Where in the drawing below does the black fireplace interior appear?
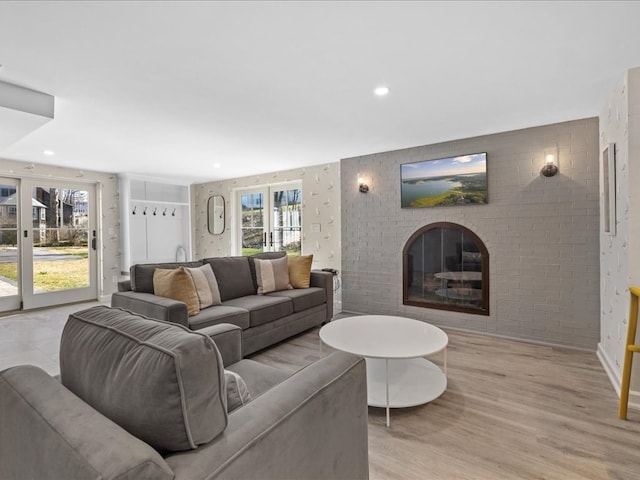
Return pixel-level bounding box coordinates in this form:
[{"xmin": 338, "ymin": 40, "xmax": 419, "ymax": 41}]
[{"xmin": 403, "ymin": 222, "xmax": 489, "ymax": 315}]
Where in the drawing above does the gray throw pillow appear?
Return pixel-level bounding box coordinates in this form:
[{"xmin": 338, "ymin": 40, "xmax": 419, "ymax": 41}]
[
  {"xmin": 224, "ymin": 370, "xmax": 251, "ymax": 412},
  {"xmin": 186, "ymin": 264, "xmax": 222, "ymax": 308}
]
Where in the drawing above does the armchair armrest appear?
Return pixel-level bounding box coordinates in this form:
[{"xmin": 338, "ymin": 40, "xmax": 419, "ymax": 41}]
[
  {"xmin": 0, "ymin": 365, "xmax": 173, "ymax": 480},
  {"xmin": 198, "ymin": 323, "xmax": 242, "ymax": 367},
  {"xmin": 111, "ymin": 291, "xmax": 189, "ymax": 328},
  {"xmin": 310, "ymin": 270, "xmax": 334, "ymax": 322}
]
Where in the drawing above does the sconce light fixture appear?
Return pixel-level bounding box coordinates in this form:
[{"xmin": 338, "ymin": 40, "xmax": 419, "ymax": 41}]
[
  {"xmin": 358, "ymin": 176, "xmax": 369, "ymax": 193},
  {"xmin": 540, "ymin": 154, "xmax": 558, "ymax": 177}
]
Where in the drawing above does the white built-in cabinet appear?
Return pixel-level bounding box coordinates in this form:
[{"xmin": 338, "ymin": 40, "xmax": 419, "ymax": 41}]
[{"xmin": 119, "ymin": 175, "xmax": 191, "ymax": 273}]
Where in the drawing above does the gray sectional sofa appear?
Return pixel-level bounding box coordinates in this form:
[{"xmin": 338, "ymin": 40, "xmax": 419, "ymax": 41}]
[
  {"xmin": 0, "ymin": 306, "xmax": 369, "ymax": 480},
  {"xmin": 111, "ymin": 252, "xmax": 333, "ymax": 356}
]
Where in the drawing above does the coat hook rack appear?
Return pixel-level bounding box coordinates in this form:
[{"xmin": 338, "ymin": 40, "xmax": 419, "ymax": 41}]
[
  {"xmin": 153, "ymin": 208, "xmax": 157, "ymax": 216},
  {"xmin": 132, "ymin": 206, "xmax": 137, "ymax": 215},
  {"xmin": 143, "ymin": 207, "xmax": 147, "ymax": 215},
  {"xmin": 163, "ymin": 208, "xmax": 167, "ymax": 216},
  {"xmin": 172, "ymin": 208, "xmax": 176, "ymax": 216}
]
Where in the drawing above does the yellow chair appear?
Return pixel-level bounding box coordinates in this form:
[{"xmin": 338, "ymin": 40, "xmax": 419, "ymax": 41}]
[{"xmin": 619, "ymin": 286, "xmax": 640, "ymax": 419}]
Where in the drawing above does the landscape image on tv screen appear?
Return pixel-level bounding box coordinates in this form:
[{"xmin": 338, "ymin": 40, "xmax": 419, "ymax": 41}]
[{"xmin": 400, "ymin": 152, "xmax": 487, "ymax": 208}]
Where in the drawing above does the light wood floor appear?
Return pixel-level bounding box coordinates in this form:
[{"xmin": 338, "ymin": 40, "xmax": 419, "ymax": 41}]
[
  {"xmin": 251, "ymin": 326, "xmax": 640, "ymax": 480},
  {"xmin": 2, "ymin": 304, "xmax": 639, "ymax": 479}
]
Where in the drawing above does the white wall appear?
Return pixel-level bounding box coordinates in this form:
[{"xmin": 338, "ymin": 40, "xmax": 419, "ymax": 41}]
[
  {"xmin": 192, "ymin": 162, "xmax": 342, "ymax": 309},
  {"xmin": 598, "ymin": 66, "xmax": 640, "ymax": 409},
  {"xmin": 0, "ymin": 158, "xmax": 120, "ymax": 299},
  {"xmin": 119, "ymin": 175, "xmax": 191, "ymax": 271}
]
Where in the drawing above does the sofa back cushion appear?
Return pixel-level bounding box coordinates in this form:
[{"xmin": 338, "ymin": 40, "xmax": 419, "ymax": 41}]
[
  {"xmin": 59, "ymin": 306, "xmax": 228, "ymax": 452},
  {"xmin": 204, "ymin": 256, "xmax": 255, "ymax": 301},
  {"xmin": 130, "ymin": 261, "xmax": 204, "ymax": 293}
]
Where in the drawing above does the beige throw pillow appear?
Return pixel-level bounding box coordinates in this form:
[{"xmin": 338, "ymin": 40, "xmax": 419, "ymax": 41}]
[
  {"xmin": 186, "ymin": 264, "xmax": 222, "ymax": 308},
  {"xmin": 153, "ymin": 267, "xmax": 200, "ymax": 316},
  {"xmin": 288, "ymin": 254, "xmax": 313, "ymax": 288},
  {"xmin": 254, "ymin": 256, "xmax": 292, "ymax": 295}
]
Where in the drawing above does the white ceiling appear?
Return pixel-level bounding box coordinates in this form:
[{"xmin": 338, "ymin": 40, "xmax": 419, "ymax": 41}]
[{"xmin": 0, "ymin": 1, "xmax": 639, "ymax": 184}]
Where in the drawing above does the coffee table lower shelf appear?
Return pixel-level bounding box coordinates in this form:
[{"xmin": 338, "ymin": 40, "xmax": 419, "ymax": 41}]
[{"xmin": 365, "ymin": 357, "xmax": 447, "ymax": 409}]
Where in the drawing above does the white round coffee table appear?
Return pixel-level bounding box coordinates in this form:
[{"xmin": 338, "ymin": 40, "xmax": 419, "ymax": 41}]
[{"xmin": 319, "ymin": 315, "xmax": 448, "ymax": 427}]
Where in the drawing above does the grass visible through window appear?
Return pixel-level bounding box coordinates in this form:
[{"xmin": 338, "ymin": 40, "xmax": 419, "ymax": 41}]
[{"xmin": 0, "ymin": 246, "xmax": 89, "ymax": 292}]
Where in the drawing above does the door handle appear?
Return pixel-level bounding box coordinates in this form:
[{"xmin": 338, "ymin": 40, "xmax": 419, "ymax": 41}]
[
  {"xmin": 263, "ymin": 232, "xmax": 267, "ymax": 247},
  {"xmin": 269, "ymin": 232, "xmax": 273, "ymax": 247}
]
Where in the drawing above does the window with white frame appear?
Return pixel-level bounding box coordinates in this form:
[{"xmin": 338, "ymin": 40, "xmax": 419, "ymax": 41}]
[{"xmin": 236, "ymin": 182, "xmax": 302, "ymax": 256}]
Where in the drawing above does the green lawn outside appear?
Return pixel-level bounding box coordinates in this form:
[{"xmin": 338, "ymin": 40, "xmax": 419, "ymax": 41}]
[{"xmin": 0, "ymin": 246, "xmax": 89, "ymax": 291}]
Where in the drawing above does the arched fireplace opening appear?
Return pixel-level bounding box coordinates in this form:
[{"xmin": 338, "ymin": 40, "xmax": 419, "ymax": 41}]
[{"xmin": 403, "ymin": 222, "xmax": 489, "ymax": 315}]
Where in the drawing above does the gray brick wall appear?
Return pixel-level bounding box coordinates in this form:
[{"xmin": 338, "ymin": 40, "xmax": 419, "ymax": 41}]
[{"xmin": 341, "ymin": 118, "xmax": 600, "ymax": 349}]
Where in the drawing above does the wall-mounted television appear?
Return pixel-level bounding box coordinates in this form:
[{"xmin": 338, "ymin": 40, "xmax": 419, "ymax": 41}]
[{"xmin": 400, "ymin": 152, "xmax": 487, "ymax": 208}]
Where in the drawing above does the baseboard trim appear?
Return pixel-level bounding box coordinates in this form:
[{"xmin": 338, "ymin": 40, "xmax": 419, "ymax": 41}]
[
  {"xmin": 98, "ymin": 294, "xmax": 111, "ymax": 303},
  {"xmin": 341, "ymin": 310, "xmax": 594, "ymax": 351},
  {"xmin": 597, "ymin": 342, "xmax": 640, "ymax": 411}
]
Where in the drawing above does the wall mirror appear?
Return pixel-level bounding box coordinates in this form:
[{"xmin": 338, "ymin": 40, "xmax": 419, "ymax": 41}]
[{"xmin": 207, "ymin": 195, "xmax": 225, "ymax": 235}]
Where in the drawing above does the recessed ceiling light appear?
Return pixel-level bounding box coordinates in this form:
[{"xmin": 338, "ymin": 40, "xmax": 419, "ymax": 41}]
[
  {"xmin": 213, "ymin": 163, "xmax": 221, "ymax": 168},
  {"xmin": 374, "ymin": 86, "xmax": 390, "ymax": 96},
  {"xmin": 43, "ymin": 150, "xmax": 55, "ymax": 156}
]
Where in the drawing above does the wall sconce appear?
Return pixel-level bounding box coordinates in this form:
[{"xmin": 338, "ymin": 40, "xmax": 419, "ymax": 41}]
[
  {"xmin": 540, "ymin": 154, "xmax": 558, "ymax": 177},
  {"xmin": 358, "ymin": 176, "xmax": 369, "ymax": 193}
]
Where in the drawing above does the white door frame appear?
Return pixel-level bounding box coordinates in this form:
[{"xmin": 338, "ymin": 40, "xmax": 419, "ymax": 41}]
[
  {"xmin": 233, "ymin": 181, "xmax": 302, "ymax": 256},
  {"xmin": 20, "ymin": 179, "xmax": 98, "ymax": 310},
  {"xmin": 0, "ymin": 177, "xmax": 22, "ymax": 312}
]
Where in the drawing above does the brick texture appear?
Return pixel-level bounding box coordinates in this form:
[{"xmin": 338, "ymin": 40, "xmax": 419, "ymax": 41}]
[{"xmin": 341, "ymin": 118, "xmax": 600, "ymax": 349}]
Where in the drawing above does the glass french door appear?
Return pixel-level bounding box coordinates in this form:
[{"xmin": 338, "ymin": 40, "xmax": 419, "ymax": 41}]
[
  {"xmin": 237, "ymin": 183, "xmax": 302, "ymax": 256},
  {"xmin": 20, "ymin": 180, "xmax": 97, "ymax": 309},
  {"xmin": 0, "ymin": 178, "xmax": 21, "ymax": 311},
  {"xmin": 0, "ymin": 177, "xmax": 97, "ymax": 312}
]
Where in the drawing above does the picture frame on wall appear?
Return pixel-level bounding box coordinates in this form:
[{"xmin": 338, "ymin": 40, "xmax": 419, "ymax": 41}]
[
  {"xmin": 400, "ymin": 152, "xmax": 488, "ymax": 208},
  {"xmin": 603, "ymin": 143, "xmax": 616, "ymax": 235}
]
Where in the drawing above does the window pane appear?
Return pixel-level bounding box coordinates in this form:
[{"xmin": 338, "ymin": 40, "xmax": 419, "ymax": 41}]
[
  {"xmin": 30, "ymin": 187, "xmax": 90, "ymax": 293},
  {"xmin": 240, "ymin": 192, "xmax": 265, "ymax": 256},
  {"xmin": 272, "ymin": 188, "xmax": 301, "ymax": 256},
  {"xmin": 0, "ymin": 183, "xmax": 19, "ymax": 298}
]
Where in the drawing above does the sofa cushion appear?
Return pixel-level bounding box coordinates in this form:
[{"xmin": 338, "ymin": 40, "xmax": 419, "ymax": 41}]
[
  {"xmin": 248, "ymin": 251, "xmax": 287, "ymax": 290},
  {"xmin": 59, "ymin": 306, "xmax": 228, "ymax": 452},
  {"xmin": 224, "ymin": 370, "xmax": 251, "ymax": 412},
  {"xmin": 204, "ymin": 257, "xmax": 255, "ymax": 301},
  {"xmin": 288, "ymin": 254, "xmax": 314, "ymax": 288},
  {"xmin": 226, "ymin": 358, "xmax": 290, "ymax": 399},
  {"xmin": 130, "ymin": 260, "xmax": 204, "ymax": 293},
  {"xmin": 268, "ymin": 287, "xmax": 326, "ymax": 313},
  {"xmin": 188, "ymin": 305, "xmax": 251, "ymax": 331},
  {"xmin": 186, "ymin": 264, "xmax": 222, "ymax": 308},
  {"xmin": 254, "ymin": 256, "xmax": 292, "ymax": 295},
  {"xmin": 153, "ymin": 267, "xmax": 200, "ymax": 316},
  {"xmin": 222, "ymin": 295, "xmax": 293, "ymax": 327}
]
